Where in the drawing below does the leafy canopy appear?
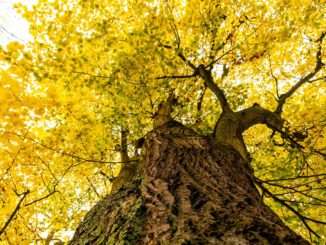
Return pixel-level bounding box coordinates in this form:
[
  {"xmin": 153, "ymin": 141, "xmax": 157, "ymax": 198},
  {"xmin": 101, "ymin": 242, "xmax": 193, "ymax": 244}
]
[{"xmin": 0, "ymin": 0, "xmax": 325, "ymax": 243}]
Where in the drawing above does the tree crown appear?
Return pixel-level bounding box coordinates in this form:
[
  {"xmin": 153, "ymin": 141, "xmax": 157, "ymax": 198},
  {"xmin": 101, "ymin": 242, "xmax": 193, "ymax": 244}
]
[{"xmin": 0, "ymin": 0, "xmax": 325, "ymax": 243}]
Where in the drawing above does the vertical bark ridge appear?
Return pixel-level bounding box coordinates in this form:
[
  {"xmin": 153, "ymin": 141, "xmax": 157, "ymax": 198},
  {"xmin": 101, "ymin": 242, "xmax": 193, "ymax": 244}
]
[{"xmin": 70, "ymin": 122, "xmax": 308, "ymax": 245}]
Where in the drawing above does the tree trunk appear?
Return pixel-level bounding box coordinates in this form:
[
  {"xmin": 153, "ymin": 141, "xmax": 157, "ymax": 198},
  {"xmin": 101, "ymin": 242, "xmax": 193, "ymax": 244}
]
[{"xmin": 69, "ymin": 121, "xmax": 308, "ymax": 245}]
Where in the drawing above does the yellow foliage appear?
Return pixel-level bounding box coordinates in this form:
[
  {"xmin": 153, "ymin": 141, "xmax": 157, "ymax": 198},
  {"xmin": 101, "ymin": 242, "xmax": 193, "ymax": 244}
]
[{"xmin": 0, "ymin": 0, "xmax": 325, "ymax": 243}]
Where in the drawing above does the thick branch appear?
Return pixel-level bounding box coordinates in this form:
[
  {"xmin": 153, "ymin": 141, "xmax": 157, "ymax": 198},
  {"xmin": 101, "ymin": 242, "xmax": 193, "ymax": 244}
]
[
  {"xmin": 275, "ymin": 32, "xmax": 325, "ymax": 114},
  {"xmin": 120, "ymin": 129, "xmax": 129, "ymax": 164},
  {"xmin": 213, "ymin": 104, "xmax": 282, "ymax": 161},
  {"xmin": 197, "ymin": 64, "xmax": 232, "ymax": 113},
  {"xmin": 214, "ymin": 104, "xmax": 282, "ymax": 161},
  {"xmin": 153, "ymin": 93, "xmax": 176, "ymax": 128},
  {"xmin": 237, "ymin": 104, "xmax": 283, "ymax": 133},
  {"xmin": 236, "ymin": 104, "xmax": 325, "ymax": 159},
  {"xmin": 177, "ymin": 51, "xmax": 197, "ymax": 70},
  {"xmin": 158, "ymin": 46, "xmax": 232, "ymax": 114},
  {"xmin": 111, "ymin": 129, "xmax": 142, "ymax": 192}
]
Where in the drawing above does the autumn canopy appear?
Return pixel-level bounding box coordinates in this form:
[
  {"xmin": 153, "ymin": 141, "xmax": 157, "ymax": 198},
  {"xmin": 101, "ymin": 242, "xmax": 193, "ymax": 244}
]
[{"xmin": 0, "ymin": 0, "xmax": 325, "ymax": 244}]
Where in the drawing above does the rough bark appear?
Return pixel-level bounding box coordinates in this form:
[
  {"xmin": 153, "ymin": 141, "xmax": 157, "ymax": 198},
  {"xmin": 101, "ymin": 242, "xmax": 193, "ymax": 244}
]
[{"xmin": 69, "ymin": 121, "xmax": 308, "ymax": 245}]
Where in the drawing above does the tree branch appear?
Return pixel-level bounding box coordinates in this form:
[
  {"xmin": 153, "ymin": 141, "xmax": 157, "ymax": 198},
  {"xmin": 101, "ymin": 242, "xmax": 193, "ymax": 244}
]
[
  {"xmin": 275, "ymin": 32, "xmax": 325, "ymax": 114},
  {"xmin": 156, "ymin": 74, "xmax": 195, "ymax": 80},
  {"xmin": 153, "ymin": 93, "xmax": 176, "ymax": 128},
  {"xmin": 267, "ymin": 53, "xmax": 280, "ymax": 98},
  {"xmin": 268, "ymin": 124, "xmax": 326, "ymax": 159},
  {"xmin": 25, "ymin": 190, "xmax": 58, "ymax": 207},
  {"xmin": 261, "ymin": 173, "xmax": 326, "ymax": 183},
  {"xmin": 308, "ymin": 76, "xmax": 326, "ymax": 83},
  {"xmin": 71, "ymin": 71, "xmax": 110, "ymax": 79},
  {"xmin": 197, "ymin": 64, "xmax": 232, "ymax": 113},
  {"xmin": 159, "ymin": 44, "xmax": 197, "ymax": 70},
  {"xmin": 165, "ymin": 1, "xmax": 181, "ymax": 49},
  {"xmin": 237, "ymin": 104, "xmax": 283, "ymax": 133},
  {"xmin": 0, "ymin": 190, "xmax": 30, "ymax": 236},
  {"xmin": 205, "ymin": 46, "xmax": 237, "ymax": 69},
  {"xmin": 86, "ymin": 176, "xmax": 101, "ymax": 198},
  {"xmin": 257, "ymin": 179, "xmax": 326, "ymax": 203},
  {"xmin": 120, "ymin": 129, "xmax": 129, "ymax": 163},
  {"xmin": 236, "ymin": 104, "xmax": 325, "ymax": 159},
  {"xmin": 2, "ymin": 131, "xmax": 137, "ymax": 165},
  {"xmin": 98, "ymin": 170, "xmax": 114, "ymax": 182},
  {"xmin": 197, "ymin": 84, "xmax": 207, "ymax": 113},
  {"xmin": 255, "ymin": 179, "xmax": 325, "ymax": 239}
]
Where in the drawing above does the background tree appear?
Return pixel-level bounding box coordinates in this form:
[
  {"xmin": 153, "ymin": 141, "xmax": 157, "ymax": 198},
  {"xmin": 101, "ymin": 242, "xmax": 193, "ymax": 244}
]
[{"xmin": 0, "ymin": 0, "xmax": 325, "ymax": 243}]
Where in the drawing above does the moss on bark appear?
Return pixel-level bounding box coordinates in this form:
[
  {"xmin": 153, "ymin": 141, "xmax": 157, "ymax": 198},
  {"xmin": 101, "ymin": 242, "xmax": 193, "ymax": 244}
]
[{"xmin": 69, "ymin": 122, "xmax": 308, "ymax": 245}]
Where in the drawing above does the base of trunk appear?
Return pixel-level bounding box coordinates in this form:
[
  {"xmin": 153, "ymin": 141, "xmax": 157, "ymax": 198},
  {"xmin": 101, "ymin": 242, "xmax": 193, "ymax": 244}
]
[{"xmin": 70, "ymin": 122, "xmax": 308, "ymax": 244}]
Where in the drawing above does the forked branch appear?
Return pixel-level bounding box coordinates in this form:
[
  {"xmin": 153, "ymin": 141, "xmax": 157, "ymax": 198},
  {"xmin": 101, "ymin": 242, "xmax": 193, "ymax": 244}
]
[
  {"xmin": 275, "ymin": 32, "xmax": 325, "ymax": 114},
  {"xmin": 160, "ymin": 43, "xmax": 232, "ymax": 113}
]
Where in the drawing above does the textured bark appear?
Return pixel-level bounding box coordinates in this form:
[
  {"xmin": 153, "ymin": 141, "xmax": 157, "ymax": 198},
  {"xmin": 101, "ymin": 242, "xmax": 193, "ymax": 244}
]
[
  {"xmin": 213, "ymin": 104, "xmax": 284, "ymax": 162},
  {"xmin": 69, "ymin": 121, "xmax": 308, "ymax": 245}
]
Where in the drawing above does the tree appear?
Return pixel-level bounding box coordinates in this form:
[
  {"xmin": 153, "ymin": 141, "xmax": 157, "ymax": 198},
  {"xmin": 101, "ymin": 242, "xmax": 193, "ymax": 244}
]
[{"xmin": 0, "ymin": 0, "xmax": 325, "ymax": 243}]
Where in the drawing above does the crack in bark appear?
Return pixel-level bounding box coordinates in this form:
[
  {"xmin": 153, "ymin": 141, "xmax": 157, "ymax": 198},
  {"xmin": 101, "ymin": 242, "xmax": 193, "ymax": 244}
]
[{"xmin": 70, "ymin": 123, "xmax": 309, "ymax": 244}]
